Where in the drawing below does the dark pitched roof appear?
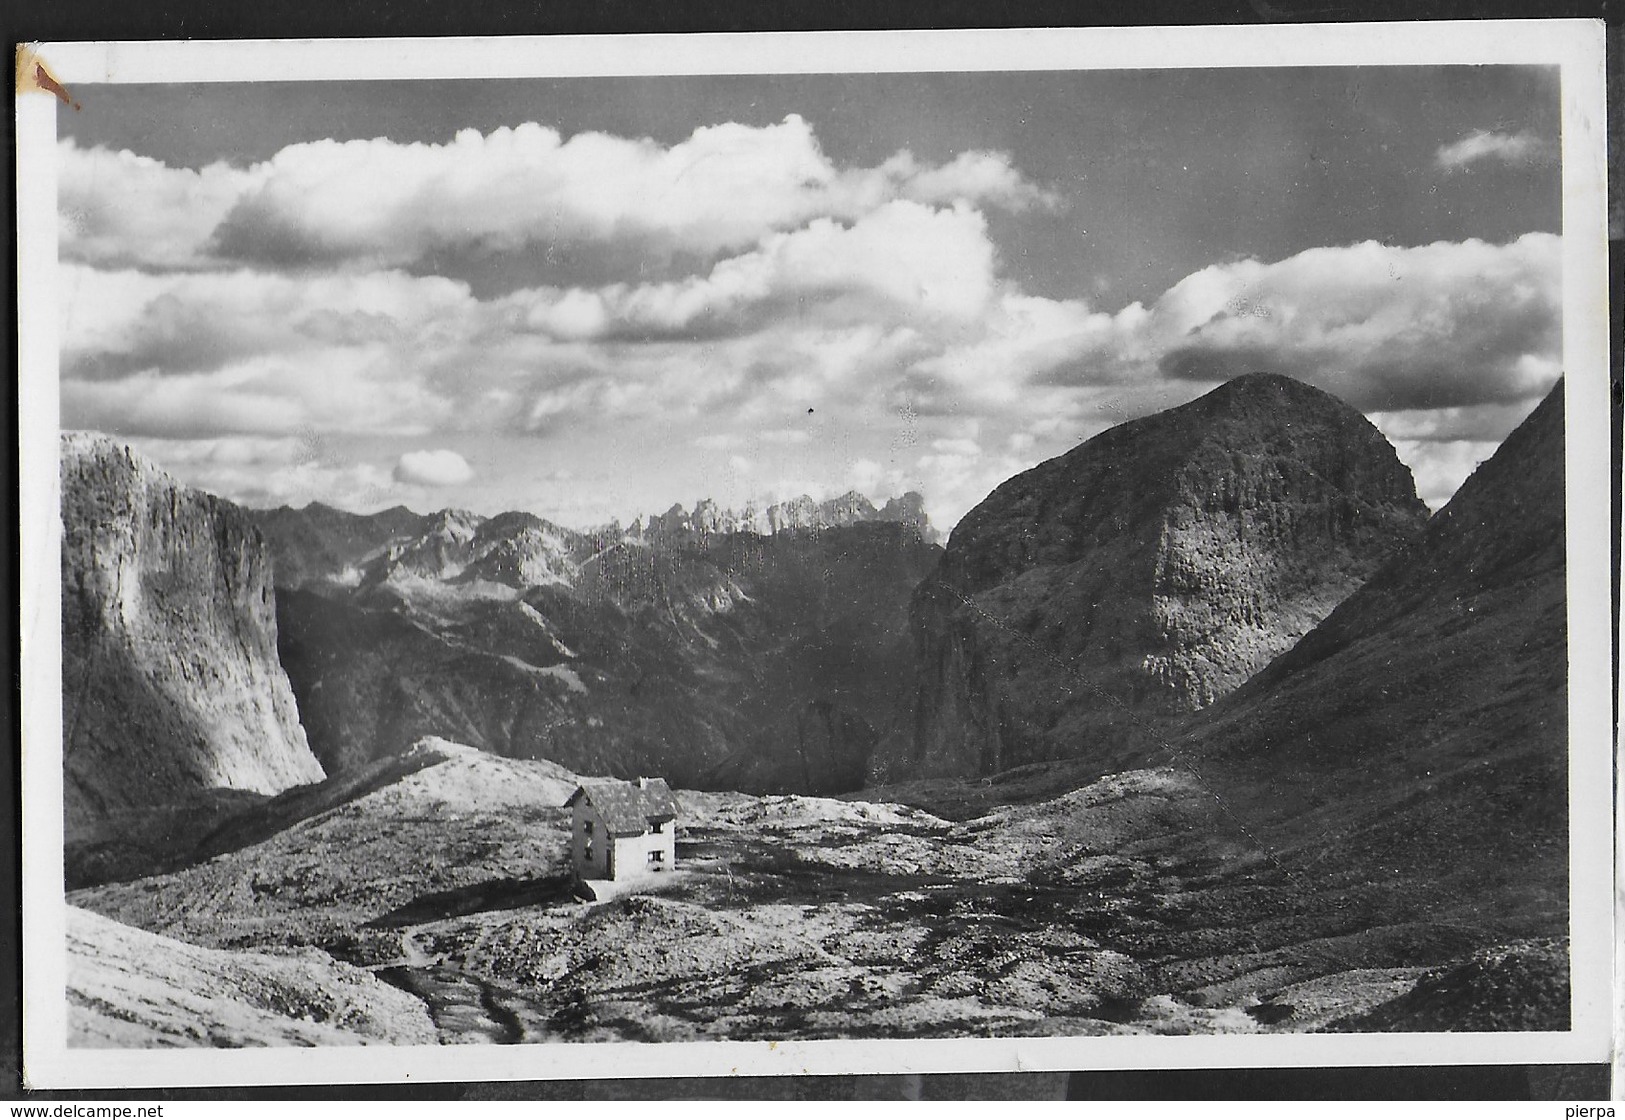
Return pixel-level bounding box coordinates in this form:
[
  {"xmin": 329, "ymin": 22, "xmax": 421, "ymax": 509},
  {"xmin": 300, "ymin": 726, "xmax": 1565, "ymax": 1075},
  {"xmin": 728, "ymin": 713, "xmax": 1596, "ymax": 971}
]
[{"xmin": 564, "ymin": 778, "xmax": 678, "ymax": 836}]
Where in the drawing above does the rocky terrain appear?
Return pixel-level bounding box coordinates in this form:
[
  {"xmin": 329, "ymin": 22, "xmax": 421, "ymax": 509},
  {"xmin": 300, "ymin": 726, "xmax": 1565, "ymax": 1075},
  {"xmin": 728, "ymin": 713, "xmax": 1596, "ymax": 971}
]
[
  {"xmin": 57, "ymin": 375, "xmax": 1572, "ymax": 1047},
  {"xmin": 60, "ymin": 434, "xmax": 325, "ymax": 886},
  {"xmin": 890, "ymin": 374, "xmax": 1431, "ymax": 781},
  {"xmin": 70, "ymin": 735, "xmax": 1556, "ymax": 1046},
  {"xmin": 67, "ymin": 906, "xmax": 435, "ymax": 1047},
  {"xmin": 1162, "ymin": 382, "xmax": 1570, "ymax": 948},
  {"xmin": 262, "ymin": 507, "xmax": 941, "ymax": 794},
  {"xmin": 881, "ymin": 380, "xmax": 1573, "ymax": 1028}
]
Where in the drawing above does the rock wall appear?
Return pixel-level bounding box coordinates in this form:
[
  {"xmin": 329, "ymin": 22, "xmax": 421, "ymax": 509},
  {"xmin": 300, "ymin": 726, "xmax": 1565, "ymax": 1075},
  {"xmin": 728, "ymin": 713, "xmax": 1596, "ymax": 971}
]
[
  {"xmin": 891, "ymin": 374, "xmax": 1430, "ymax": 779},
  {"xmin": 1185, "ymin": 382, "xmax": 1568, "ymax": 900},
  {"xmin": 60, "ymin": 433, "xmax": 324, "ymax": 873}
]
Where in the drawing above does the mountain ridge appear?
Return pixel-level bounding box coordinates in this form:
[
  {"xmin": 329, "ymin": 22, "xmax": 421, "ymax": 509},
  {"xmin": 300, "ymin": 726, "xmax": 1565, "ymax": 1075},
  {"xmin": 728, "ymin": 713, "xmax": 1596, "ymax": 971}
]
[
  {"xmin": 60, "ymin": 433, "xmax": 325, "ymax": 885},
  {"xmin": 1175, "ymin": 380, "xmax": 1568, "ymax": 909},
  {"xmin": 264, "ymin": 508, "xmax": 942, "ymax": 791},
  {"xmin": 888, "ymin": 373, "xmax": 1432, "ymax": 781}
]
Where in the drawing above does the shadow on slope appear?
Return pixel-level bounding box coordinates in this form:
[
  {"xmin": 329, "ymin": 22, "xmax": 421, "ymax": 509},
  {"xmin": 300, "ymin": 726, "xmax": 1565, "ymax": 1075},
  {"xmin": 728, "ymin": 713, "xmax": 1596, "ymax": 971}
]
[
  {"xmin": 1172, "ymin": 383, "xmax": 1568, "ymax": 929},
  {"xmin": 365, "ymin": 873, "xmax": 580, "ymax": 930}
]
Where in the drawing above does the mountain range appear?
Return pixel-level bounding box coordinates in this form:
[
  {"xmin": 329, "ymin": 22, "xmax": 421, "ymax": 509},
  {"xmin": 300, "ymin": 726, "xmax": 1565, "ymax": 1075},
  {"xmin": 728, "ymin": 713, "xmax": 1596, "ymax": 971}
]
[
  {"xmin": 889, "ymin": 373, "xmax": 1430, "ymax": 780},
  {"xmin": 637, "ymin": 489, "xmax": 938, "ymax": 543},
  {"xmin": 256, "ymin": 492, "xmax": 941, "ymax": 796},
  {"xmin": 56, "ymin": 372, "xmax": 1572, "ymax": 1040}
]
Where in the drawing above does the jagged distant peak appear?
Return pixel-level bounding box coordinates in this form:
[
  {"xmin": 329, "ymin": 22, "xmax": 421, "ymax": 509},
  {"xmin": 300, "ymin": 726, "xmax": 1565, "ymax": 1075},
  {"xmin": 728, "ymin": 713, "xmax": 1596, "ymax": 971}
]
[
  {"xmin": 819, "ymin": 490, "xmax": 879, "ymax": 518},
  {"xmin": 878, "ymin": 491, "xmax": 928, "ymax": 517},
  {"xmin": 423, "ymin": 507, "xmax": 484, "ymax": 535},
  {"xmin": 477, "ymin": 509, "xmax": 548, "ymax": 536},
  {"xmin": 825, "ymin": 489, "xmax": 873, "ymax": 506},
  {"xmin": 635, "ymin": 489, "xmax": 937, "ymax": 542}
]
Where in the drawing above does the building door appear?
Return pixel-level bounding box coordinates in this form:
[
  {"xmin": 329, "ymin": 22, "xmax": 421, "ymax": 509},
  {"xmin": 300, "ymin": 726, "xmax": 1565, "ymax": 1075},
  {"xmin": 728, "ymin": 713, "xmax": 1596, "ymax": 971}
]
[{"xmin": 605, "ymin": 840, "xmax": 615, "ymax": 880}]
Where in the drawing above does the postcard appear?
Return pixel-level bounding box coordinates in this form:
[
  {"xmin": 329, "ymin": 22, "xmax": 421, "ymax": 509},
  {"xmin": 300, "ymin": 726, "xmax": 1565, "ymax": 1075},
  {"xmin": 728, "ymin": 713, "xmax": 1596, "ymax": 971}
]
[{"xmin": 16, "ymin": 22, "xmax": 1613, "ymax": 1089}]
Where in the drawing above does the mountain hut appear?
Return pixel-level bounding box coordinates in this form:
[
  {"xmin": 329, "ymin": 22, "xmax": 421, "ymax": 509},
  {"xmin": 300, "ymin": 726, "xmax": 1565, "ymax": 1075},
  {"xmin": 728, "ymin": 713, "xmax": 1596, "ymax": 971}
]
[{"xmin": 564, "ymin": 777, "xmax": 678, "ymax": 882}]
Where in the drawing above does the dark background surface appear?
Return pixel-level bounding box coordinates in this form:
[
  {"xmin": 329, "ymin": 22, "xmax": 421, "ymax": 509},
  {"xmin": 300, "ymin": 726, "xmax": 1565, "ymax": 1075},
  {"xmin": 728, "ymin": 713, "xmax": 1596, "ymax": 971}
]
[{"xmin": 4, "ymin": 0, "xmax": 1617, "ymax": 1102}]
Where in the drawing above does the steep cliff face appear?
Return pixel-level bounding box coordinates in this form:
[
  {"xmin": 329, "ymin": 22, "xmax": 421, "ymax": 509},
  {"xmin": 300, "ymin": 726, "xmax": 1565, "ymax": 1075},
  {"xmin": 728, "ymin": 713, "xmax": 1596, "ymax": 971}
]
[
  {"xmin": 893, "ymin": 374, "xmax": 1430, "ymax": 779},
  {"xmin": 1184, "ymin": 382, "xmax": 1567, "ymax": 909},
  {"xmin": 61, "ymin": 434, "xmax": 324, "ymax": 880}
]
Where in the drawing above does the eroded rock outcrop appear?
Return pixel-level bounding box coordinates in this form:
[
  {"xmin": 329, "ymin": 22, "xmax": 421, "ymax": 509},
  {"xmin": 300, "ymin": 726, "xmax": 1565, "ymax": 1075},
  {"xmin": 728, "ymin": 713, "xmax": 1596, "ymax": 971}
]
[
  {"xmin": 892, "ymin": 374, "xmax": 1430, "ymax": 779},
  {"xmin": 1183, "ymin": 381, "xmax": 1568, "ymax": 906},
  {"xmin": 61, "ymin": 434, "xmax": 324, "ymax": 882}
]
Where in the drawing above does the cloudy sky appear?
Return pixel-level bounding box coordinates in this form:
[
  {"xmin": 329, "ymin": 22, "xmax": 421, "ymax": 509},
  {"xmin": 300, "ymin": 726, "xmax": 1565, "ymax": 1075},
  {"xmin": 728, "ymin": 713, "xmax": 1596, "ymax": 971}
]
[{"xmin": 57, "ymin": 66, "xmax": 1562, "ymax": 531}]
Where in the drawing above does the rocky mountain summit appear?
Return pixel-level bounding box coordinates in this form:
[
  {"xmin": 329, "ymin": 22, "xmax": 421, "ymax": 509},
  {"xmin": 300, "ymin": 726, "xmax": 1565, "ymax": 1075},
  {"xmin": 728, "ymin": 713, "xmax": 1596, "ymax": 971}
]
[
  {"xmin": 859, "ymin": 381, "xmax": 1572, "ymax": 1034},
  {"xmin": 255, "ymin": 503, "xmax": 592, "ymax": 593},
  {"xmin": 56, "ymin": 372, "xmax": 1573, "ymax": 1044},
  {"xmin": 889, "ymin": 374, "xmax": 1430, "ymax": 780},
  {"xmin": 1179, "ymin": 381, "xmax": 1568, "ymax": 925},
  {"xmin": 251, "ymin": 500, "xmax": 423, "ymax": 590},
  {"xmin": 60, "ymin": 434, "xmax": 325, "ymax": 885},
  {"xmin": 257, "ymin": 501, "xmax": 941, "ymax": 793},
  {"xmin": 638, "ymin": 489, "xmax": 939, "ymax": 544}
]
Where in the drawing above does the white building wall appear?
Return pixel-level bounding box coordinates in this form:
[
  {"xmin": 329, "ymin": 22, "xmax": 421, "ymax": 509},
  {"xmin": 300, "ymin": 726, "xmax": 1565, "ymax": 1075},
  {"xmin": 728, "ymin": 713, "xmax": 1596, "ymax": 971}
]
[
  {"xmin": 571, "ymin": 796, "xmax": 677, "ymax": 881},
  {"xmin": 570, "ymin": 801, "xmax": 611, "ymax": 879},
  {"xmin": 611, "ymin": 821, "xmax": 675, "ymax": 879}
]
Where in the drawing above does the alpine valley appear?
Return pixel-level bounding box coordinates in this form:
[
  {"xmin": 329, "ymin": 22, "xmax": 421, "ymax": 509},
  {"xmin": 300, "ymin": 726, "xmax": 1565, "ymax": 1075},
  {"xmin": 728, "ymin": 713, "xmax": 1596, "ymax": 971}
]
[{"xmin": 59, "ymin": 374, "xmax": 1572, "ymax": 1046}]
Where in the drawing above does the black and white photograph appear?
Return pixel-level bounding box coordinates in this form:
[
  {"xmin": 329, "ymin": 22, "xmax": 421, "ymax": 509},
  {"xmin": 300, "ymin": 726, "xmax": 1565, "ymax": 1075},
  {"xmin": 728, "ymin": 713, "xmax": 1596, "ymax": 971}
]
[{"xmin": 15, "ymin": 23, "xmax": 1613, "ymax": 1089}]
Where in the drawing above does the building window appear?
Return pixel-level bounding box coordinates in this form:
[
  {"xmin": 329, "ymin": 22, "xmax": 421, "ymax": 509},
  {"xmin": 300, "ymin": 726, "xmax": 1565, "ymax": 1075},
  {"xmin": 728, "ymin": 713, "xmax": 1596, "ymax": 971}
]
[
  {"xmin": 649, "ymin": 820, "xmax": 663, "ymax": 834},
  {"xmin": 648, "ymin": 850, "xmax": 664, "ymax": 866},
  {"xmin": 584, "ymin": 819, "xmax": 594, "ymax": 835},
  {"xmin": 584, "ymin": 843, "xmax": 594, "ymax": 863}
]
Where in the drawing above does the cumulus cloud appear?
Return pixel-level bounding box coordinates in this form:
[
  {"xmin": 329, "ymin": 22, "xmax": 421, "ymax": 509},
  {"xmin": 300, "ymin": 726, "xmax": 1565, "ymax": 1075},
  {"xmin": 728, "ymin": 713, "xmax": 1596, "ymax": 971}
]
[
  {"xmin": 879, "ymin": 148, "xmax": 1060, "ymax": 212},
  {"xmin": 60, "ymin": 118, "xmax": 1054, "ymax": 274},
  {"xmin": 60, "ymin": 262, "xmax": 478, "ymax": 381},
  {"xmin": 58, "ymin": 143, "xmax": 258, "ymax": 270},
  {"xmin": 124, "ymin": 434, "xmax": 311, "ymax": 468},
  {"xmin": 1366, "ymin": 397, "xmax": 1553, "ymax": 511},
  {"xmin": 58, "ymin": 262, "xmax": 511, "ymax": 438},
  {"xmin": 393, "ymin": 449, "xmax": 474, "ymax": 487},
  {"xmin": 901, "ymin": 292, "xmax": 1150, "ymax": 417},
  {"xmin": 1138, "ymin": 234, "xmax": 1561, "ymax": 411},
  {"xmin": 59, "ymin": 109, "xmax": 1560, "ymax": 526},
  {"xmin": 1367, "ymin": 400, "xmax": 1545, "ymax": 444},
  {"xmin": 1435, "ymin": 129, "xmax": 1551, "ymax": 170},
  {"xmin": 1391, "ymin": 438, "xmax": 1505, "ymax": 510},
  {"xmin": 500, "ymin": 200, "xmax": 1001, "ymax": 343},
  {"xmin": 911, "ymin": 438, "xmax": 1033, "ymax": 530},
  {"xmin": 122, "ymin": 434, "xmax": 399, "ymax": 511},
  {"xmin": 63, "ymin": 231, "xmax": 1561, "ymax": 521},
  {"xmin": 64, "ymin": 372, "xmax": 314, "ymax": 438}
]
